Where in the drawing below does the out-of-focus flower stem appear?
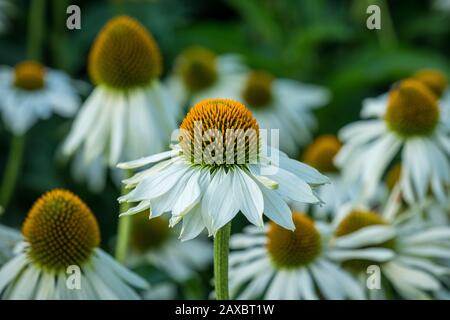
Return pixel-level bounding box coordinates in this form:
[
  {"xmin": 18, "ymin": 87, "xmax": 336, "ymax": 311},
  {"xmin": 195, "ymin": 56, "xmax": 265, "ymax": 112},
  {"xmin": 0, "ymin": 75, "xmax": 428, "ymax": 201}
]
[
  {"xmin": 370, "ymin": 0, "xmax": 398, "ymax": 48},
  {"xmin": 0, "ymin": 135, "xmax": 25, "ymax": 213},
  {"xmin": 115, "ymin": 170, "xmax": 133, "ymax": 263},
  {"xmin": 214, "ymin": 222, "xmax": 231, "ymax": 300},
  {"xmin": 27, "ymin": 0, "xmax": 46, "ymax": 62},
  {"xmin": 50, "ymin": 0, "xmax": 69, "ymax": 70}
]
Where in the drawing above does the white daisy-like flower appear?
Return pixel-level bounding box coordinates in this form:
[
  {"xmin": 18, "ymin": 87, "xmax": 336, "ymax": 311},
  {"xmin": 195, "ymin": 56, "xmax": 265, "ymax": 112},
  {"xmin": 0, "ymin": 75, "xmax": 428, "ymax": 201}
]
[
  {"xmin": 182, "ymin": 63, "xmax": 330, "ymax": 155},
  {"xmin": 0, "ymin": 189, "xmax": 148, "ymax": 300},
  {"xmin": 228, "ymin": 211, "xmax": 365, "ymax": 299},
  {"xmin": 118, "ymin": 98, "xmax": 329, "ymax": 239},
  {"xmin": 336, "ymin": 77, "xmax": 450, "ymax": 204},
  {"xmin": 167, "ymin": 46, "xmax": 248, "ymax": 107},
  {"xmin": 0, "ymin": 0, "xmax": 14, "ymax": 34},
  {"xmin": 330, "ymin": 192, "xmax": 450, "ymax": 299},
  {"xmin": 62, "ymin": 16, "xmax": 179, "ymax": 191},
  {"xmin": 0, "ymin": 224, "xmax": 21, "ymax": 265},
  {"xmin": 126, "ymin": 212, "xmax": 212, "ymax": 282},
  {"xmin": 0, "ymin": 61, "xmax": 80, "ymax": 135}
]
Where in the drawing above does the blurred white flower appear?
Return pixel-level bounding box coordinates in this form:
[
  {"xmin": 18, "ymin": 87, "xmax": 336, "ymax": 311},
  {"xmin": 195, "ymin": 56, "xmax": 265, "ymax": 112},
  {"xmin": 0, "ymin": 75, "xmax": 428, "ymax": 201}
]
[
  {"xmin": 336, "ymin": 77, "xmax": 450, "ymax": 204},
  {"xmin": 330, "ymin": 189, "xmax": 450, "ymax": 299},
  {"xmin": 0, "ymin": 190, "xmax": 148, "ymax": 299},
  {"xmin": 62, "ymin": 16, "xmax": 179, "ymax": 192},
  {"xmin": 0, "ymin": 61, "xmax": 79, "ymax": 135},
  {"xmin": 228, "ymin": 212, "xmax": 365, "ymax": 299}
]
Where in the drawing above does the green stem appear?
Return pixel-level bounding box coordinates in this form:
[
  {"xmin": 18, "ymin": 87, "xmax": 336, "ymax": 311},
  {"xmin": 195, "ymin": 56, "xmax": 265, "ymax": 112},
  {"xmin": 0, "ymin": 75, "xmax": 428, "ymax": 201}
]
[
  {"xmin": 214, "ymin": 222, "xmax": 231, "ymax": 300},
  {"xmin": 115, "ymin": 171, "xmax": 133, "ymax": 263},
  {"xmin": 0, "ymin": 135, "xmax": 26, "ymax": 212},
  {"xmin": 50, "ymin": 0, "xmax": 69, "ymax": 70},
  {"xmin": 27, "ymin": 0, "xmax": 46, "ymax": 61},
  {"xmin": 370, "ymin": 0, "xmax": 398, "ymax": 48}
]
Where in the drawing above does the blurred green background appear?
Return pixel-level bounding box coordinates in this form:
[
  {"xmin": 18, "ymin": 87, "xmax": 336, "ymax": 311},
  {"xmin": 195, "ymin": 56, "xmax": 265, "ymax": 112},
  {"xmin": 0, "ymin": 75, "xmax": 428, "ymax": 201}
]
[{"xmin": 0, "ymin": 0, "xmax": 449, "ymax": 298}]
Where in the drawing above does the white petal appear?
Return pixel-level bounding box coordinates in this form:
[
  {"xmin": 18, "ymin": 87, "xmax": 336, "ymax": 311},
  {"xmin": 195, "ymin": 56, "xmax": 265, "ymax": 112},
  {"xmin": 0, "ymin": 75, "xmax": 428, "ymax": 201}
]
[
  {"xmin": 0, "ymin": 253, "xmax": 28, "ymax": 293},
  {"xmin": 203, "ymin": 170, "xmax": 239, "ymax": 230},
  {"xmin": 260, "ymin": 187, "xmax": 294, "ymax": 230},
  {"xmin": 179, "ymin": 203, "xmax": 205, "ymax": 241},
  {"xmin": 233, "ymin": 170, "xmax": 264, "ymax": 227},
  {"xmin": 272, "ymin": 168, "xmax": 319, "ymax": 203},
  {"xmin": 109, "ymin": 94, "xmax": 126, "ymax": 165},
  {"xmin": 117, "ymin": 149, "xmax": 178, "ymax": 169},
  {"xmin": 328, "ymin": 248, "xmax": 395, "ymax": 262},
  {"xmin": 333, "ymin": 225, "xmax": 396, "ymax": 248}
]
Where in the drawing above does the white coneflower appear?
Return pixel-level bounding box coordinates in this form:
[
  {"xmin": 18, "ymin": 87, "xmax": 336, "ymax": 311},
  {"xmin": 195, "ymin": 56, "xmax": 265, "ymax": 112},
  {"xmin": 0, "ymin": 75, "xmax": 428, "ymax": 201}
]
[
  {"xmin": 0, "ymin": 61, "xmax": 79, "ymax": 135},
  {"xmin": 167, "ymin": 46, "xmax": 247, "ymax": 106},
  {"xmin": 118, "ymin": 98, "xmax": 329, "ymax": 239},
  {"xmin": 0, "ymin": 189, "xmax": 148, "ymax": 299},
  {"xmin": 127, "ymin": 212, "xmax": 212, "ymax": 282},
  {"xmin": 118, "ymin": 98, "xmax": 329, "ymax": 299},
  {"xmin": 62, "ymin": 15, "xmax": 179, "ymax": 191},
  {"xmin": 0, "ymin": 224, "xmax": 21, "ymax": 265},
  {"xmin": 336, "ymin": 77, "xmax": 450, "ymax": 204},
  {"xmin": 228, "ymin": 212, "xmax": 364, "ymax": 299},
  {"xmin": 330, "ymin": 196, "xmax": 450, "ymax": 299}
]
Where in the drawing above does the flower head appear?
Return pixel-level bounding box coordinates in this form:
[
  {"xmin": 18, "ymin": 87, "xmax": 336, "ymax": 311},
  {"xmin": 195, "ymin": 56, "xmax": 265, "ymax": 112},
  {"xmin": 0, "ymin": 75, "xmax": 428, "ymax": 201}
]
[
  {"xmin": 179, "ymin": 99, "xmax": 259, "ymax": 167},
  {"xmin": 385, "ymin": 79, "xmax": 439, "ymax": 137},
  {"xmin": 13, "ymin": 61, "xmax": 45, "ymax": 90},
  {"xmin": 242, "ymin": 71, "xmax": 274, "ymax": 108},
  {"xmin": 303, "ymin": 135, "xmax": 342, "ymax": 173},
  {"xmin": 267, "ymin": 213, "xmax": 321, "ymax": 269},
  {"xmin": 176, "ymin": 46, "xmax": 218, "ymax": 92},
  {"xmin": 89, "ymin": 15, "xmax": 162, "ymax": 89},
  {"xmin": 413, "ymin": 69, "xmax": 448, "ymax": 98},
  {"xmin": 22, "ymin": 190, "xmax": 100, "ymax": 272}
]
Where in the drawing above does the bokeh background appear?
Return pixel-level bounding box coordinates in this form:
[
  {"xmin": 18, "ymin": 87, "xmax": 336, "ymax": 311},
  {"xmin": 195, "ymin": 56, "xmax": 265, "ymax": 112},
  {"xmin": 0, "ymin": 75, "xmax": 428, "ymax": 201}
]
[{"xmin": 0, "ymin": 0, "xmax": 449, "ymax": 298}]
